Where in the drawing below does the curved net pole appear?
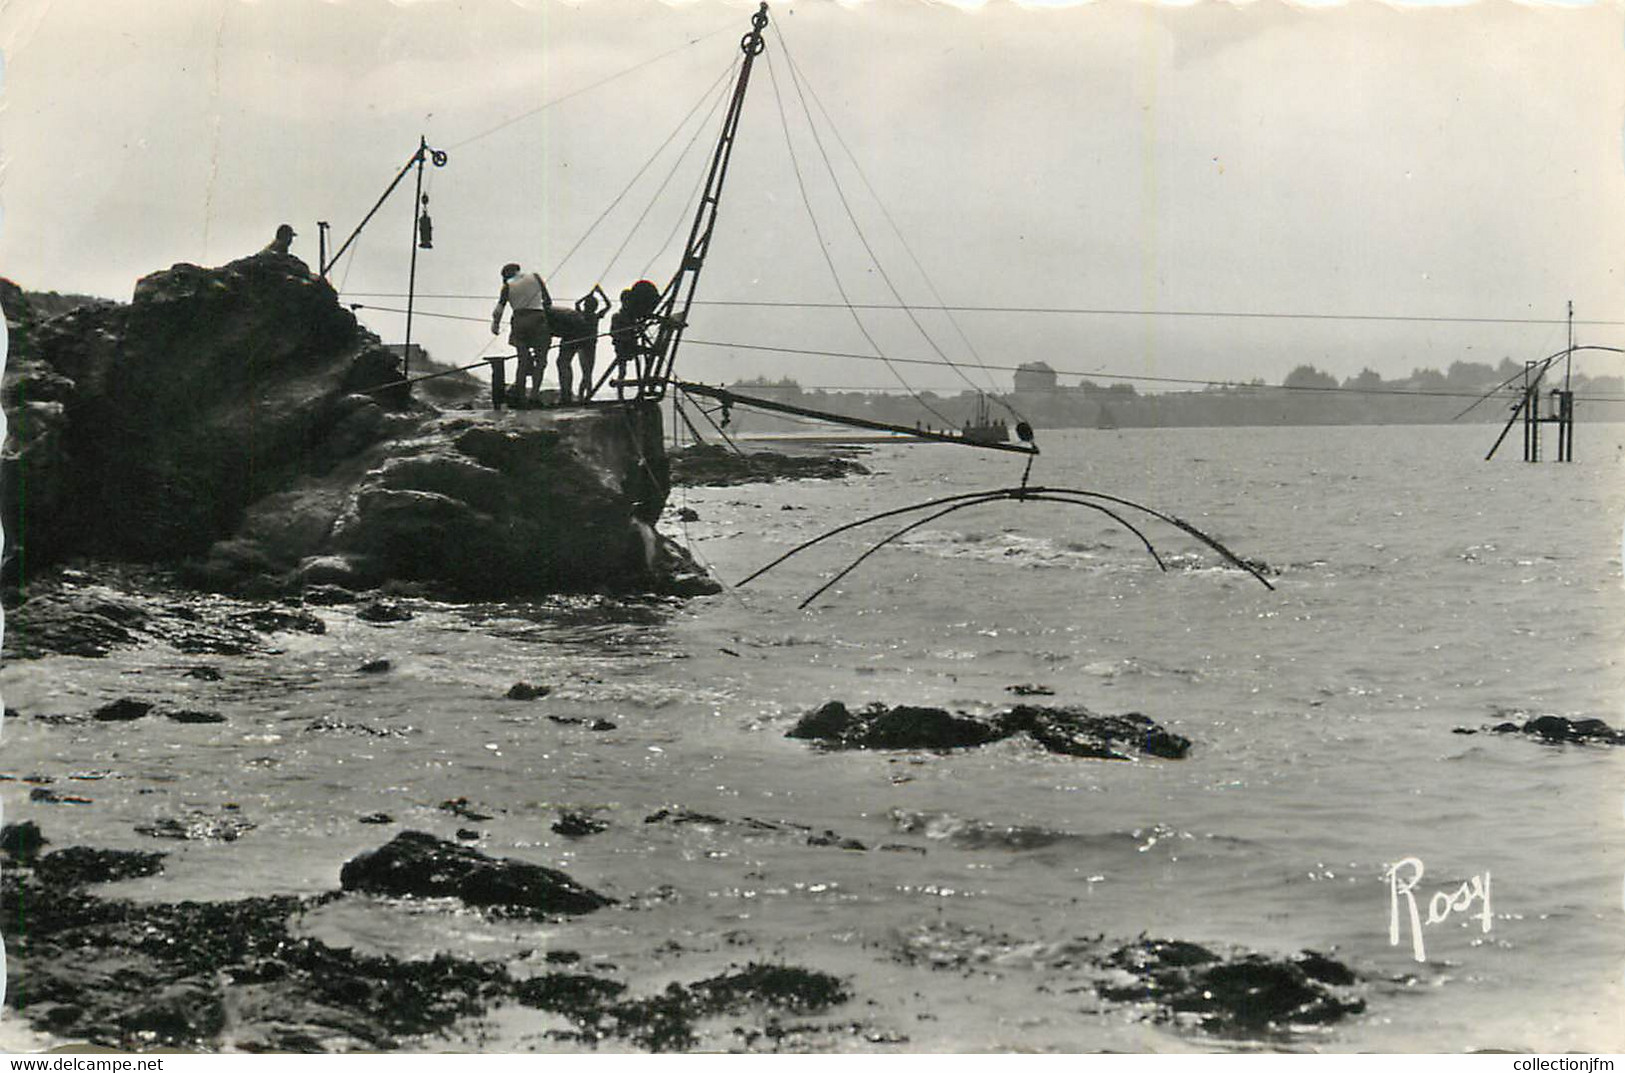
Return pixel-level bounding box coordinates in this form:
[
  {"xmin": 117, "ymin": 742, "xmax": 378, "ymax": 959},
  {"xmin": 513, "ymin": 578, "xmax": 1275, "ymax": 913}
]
[
  {"xmin": 736, "ymin": 488, "xmax": 1022, "ymax": 587},
  {"xmin": 797, "ymin": 492, "xmax": 1184, "ymax": 608},
  {"xmin": 741, "ymin": 484, "xmax": 1275, "ymax": 595},
  {"xmin": 1019, "ymin": 494, "xmax": 1169, "ymax": 572},
  {"xmin": 798, "ymin": 495, "xmax": 1012, "ymax": 609},
  {"xmin": 1019, "ymin": 486, "xmax": 1274, "ymax": 591}
]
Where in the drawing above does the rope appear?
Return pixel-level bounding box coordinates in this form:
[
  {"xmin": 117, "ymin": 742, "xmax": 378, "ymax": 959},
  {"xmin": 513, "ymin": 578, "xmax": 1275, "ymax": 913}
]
[
  {"xmin": 332, "ymin": 291, "xmax": 1625, "ymax": 330},
  {"xmin": 597, "ymin": 58, "xmax": 739, "ymax": 287},
  {"xmin": 775, "ymin": 26, "xmax": 1024, "ymax": 426},
  {"xmin": 786, "ymin": 42, "xmax": 1015, "ymax": 417},
  {"xmin": 639, "ymin": 129, "xmax": 718, "ymax": 282},
  {"xmin": 675, "ymin": 338, "xmax": 1625, "ymax": 403},
  {"xmin": 445, "ymin": 19, "xmax": 739, "ymax": 152},
  {"xmin": 763, "ymin": 47, "xmax": 956, "ymax": 430},
  {"xmin": 342, "ymin": 309, "xmax": 1625, "ymax": 403},
  {"xmin": 548, "ymin": 59, "xmax": 739, "ymax": 282},
  {"xmin": 678, "ymin": 384, "xmax": 748, "ymax": 458}
]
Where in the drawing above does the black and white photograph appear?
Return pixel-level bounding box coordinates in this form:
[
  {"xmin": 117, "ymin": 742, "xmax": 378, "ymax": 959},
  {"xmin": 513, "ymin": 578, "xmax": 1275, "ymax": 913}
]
[{"xmin": 0, "ymin": 0, "xmax": 1621, "ymax": 1056}]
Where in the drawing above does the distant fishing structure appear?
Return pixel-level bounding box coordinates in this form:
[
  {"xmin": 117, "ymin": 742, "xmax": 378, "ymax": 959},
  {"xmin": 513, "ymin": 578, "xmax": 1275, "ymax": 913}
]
[
  {"xmin": 1461, "ymin": 302, "xmax": 1624, "ymax": 463},
  {"xmin": 311, "ymin": 2, "xmax": 1276, "ymax": 606}
]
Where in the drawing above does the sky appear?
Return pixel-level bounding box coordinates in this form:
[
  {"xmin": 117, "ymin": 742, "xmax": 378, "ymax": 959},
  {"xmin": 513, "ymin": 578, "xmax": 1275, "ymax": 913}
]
[{"xmin": 1, "ymin": 0, "xmax": 1621, "ymax": 394}]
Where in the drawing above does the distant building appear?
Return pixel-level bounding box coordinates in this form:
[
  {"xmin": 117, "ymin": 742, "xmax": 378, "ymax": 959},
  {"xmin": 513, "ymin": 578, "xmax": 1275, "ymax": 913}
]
[{"xmin": 1013, "ymin": 361, "xmax": 1058, "ymax": 393}]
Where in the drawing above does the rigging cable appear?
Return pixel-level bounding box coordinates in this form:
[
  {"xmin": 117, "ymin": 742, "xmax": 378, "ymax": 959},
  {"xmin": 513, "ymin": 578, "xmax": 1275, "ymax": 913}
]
[
  {"xmin": 333, "ymin": 309, "xmax": 1625, "ymax": 403},
  {"xmin": 673, "ymin": 338, "xmax": 1625, "ymax": 403},
  {"xmin": 445, "ymin": 18, "xmax": 740, "ymax": 152},
  {"xmin": 773, "ymin": 29, "xmax": 1013, "ymax": 430},
  {"xmin": 331, "ymin": 291, "xmax": 1625, "ymax": 330},
  {"xmin": 690, "ymin": 300, "xmax": 1625, "ymax": 329},
  {"xmin": 763, "ymin": 46, "xmax": 957, "ymax": 430},
  {"xmin": 640, "ymin": 133, "xmax": 719, "ymax": 282},
  {"xmin": 598, "ymin": 58, "xmax": 739, "ymax": 287},
  {"xmin": 775, "ymin": 25, "xmax": 1025, "ymax": 425},
  {"xmin": 677, "ymin": 383, "xmax": 749, "ymax": 458},
  {"xmin": 549, "ymin": 59, "xmax": 739, "ymax": 282}
]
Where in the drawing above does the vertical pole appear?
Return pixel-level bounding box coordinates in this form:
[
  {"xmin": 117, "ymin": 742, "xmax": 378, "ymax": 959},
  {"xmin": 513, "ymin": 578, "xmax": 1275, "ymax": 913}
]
[
  {"xmin": 317, "ymin": 222, "xmax": 330, "ymax": 277},
  {"xmin": 1561, "ymin": 301, "xmax": 1575, "ymax": 462},
  {"xmin": 1565, "ymin": 301, "xmax": 1574, "ymax": 393},
  {"xmin": 403, "ymin": 136, "xmax": 428, "ymax": 382},
  {"xmin": 1556, "ymin": 394, "xmax": 1566, "ymax": 462},
  {"xmin": 1565, "ymin": 390, "xmax": 1574, "ymax": 462},
  {"xmin": 1522, "ymin": 362, "xmax": 1536, "ymax": 462}
]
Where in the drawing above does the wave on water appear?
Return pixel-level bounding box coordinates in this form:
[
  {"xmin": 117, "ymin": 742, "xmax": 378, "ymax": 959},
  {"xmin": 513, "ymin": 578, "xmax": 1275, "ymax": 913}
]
[{"xmin": 889, "ymin": 811, "xmax": 1254, "ymax": 861}]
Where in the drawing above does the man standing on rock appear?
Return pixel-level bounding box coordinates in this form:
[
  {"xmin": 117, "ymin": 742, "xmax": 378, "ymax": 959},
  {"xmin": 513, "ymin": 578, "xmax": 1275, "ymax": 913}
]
[
  {"xmin": 263, "ymin": 224, "xmax": 297, "ymax": 255},
  {"xmin": 552, "ymin": 289, "xmax": 608, "ymax": 405},
  {"xmin": 490, "ymin": 262, "xmax": 553, "ymax": 409}
]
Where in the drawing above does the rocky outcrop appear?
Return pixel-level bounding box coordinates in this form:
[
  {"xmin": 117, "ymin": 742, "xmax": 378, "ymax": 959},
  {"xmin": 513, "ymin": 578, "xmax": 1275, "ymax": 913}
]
[
  {"xmin": 670, "ymin": 442, "xmax": 870, "ymax": 486},
  {"xmin": 1098, "ymin": 939, "xmax": 1364, "ymax": 1035},
  {"xmin": 2, "ymin": 854, "xmax": 513, "ymax": 1050},
  {"xmin": 339, "ymin": 830, "xmax": 615, "ymax": 917},
  {"xmin": 515, "ymin": 963, "xmax": 850, "ymax": 1052},
  {"xmin": 1, "ymin": 570, "xmax": 338, "ymax": 660},
  {"xmin": 227, "ymin": 407, "xmax": 693, "ymax": 598},
  {"xmin": 1455, "ymin": 713, "xmax": 1625, "ymax": 746},
  {"xmin": 2, "ymin": 260, "xmax": 717, "ymax": 598},
  {"xmin": 3, "ymin": 257, "xmax": 406, "ymax": 579},
  {"xmin": 788, "ymin": 701, "xmax": 1191, "ymax": 760},
  {"xmin": 32, "ymin": 846, "xmax": 166, "ymax": 887}
]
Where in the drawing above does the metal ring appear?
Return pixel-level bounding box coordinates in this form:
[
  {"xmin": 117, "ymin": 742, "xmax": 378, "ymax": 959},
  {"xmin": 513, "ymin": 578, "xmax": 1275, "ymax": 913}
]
[
  {"xmin": 430, "ymin": 150, "xmax": 449, "ymax": 167},
  {"xmin": 741, "ymin": 32, "xmax": 765, "ymax": 56}
]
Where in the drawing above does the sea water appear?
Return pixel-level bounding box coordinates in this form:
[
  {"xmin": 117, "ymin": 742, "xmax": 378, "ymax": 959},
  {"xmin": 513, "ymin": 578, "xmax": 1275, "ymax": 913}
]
[{"xmin": 2, "ymin": 422, "xmax": 1622, "ymax": 1052}]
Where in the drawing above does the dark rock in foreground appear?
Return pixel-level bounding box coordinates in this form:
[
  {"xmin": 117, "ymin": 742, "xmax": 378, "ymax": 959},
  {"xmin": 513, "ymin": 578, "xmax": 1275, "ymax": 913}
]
[
  {"xmin": 516, "ymin": 963, "xmax": 849, "ymax": 1051},
  {"xmin": 1, "ymin": 821, "xmax": 48, "ymax": 859},
  {"xmin": 0, "ymin": 586, "xmax": 149, "ymax": 657},
  {"xmin": 165, "ymin": 708, "xmax": 227, "ymax": 724},
  {"xmin": 3, "ymin": 572, "xmax": 336, "ymax": 661},
  {"xmin": 232, "ymin": 608, "xmax": 326, "ymax": 635},
  {"xmin": 789, "ymin": 701, "xmax": 1191, "ymax": 760},
  {"xmin": 2, "ymin": 868, "xmax": 508, "ymax": 1050},
  {"xmin": 1099, "ymin": 938, "xmax": 1364, "ymax": 1035},
  {"xmin": 1479, "ymin": 714, "xmax": 1625, "ymax": 746},
  {"xmin": 669, "ymin": 442, "xmax": 870, "ymax": 487},
  {"xmin": 2, "ymin": 825, "xmax": 852, "ymax": 1052},
  {"xmin": 92, "ymin": 698, "xmax": 153, "ymax": 722},
  {"xmin": 357, "ymin": 600, "xmax": 413, "ymax": 623},
  {"xmin": 552, "ymin": 811, "xmax": 609, "ymax": 838},
  {"xmin": 136, "ymin": 812, "xmax": 257, "ymax": 842},
  {"xmin": 440, "ymin": 797, "xmax": 494, "ymax": 821},
  {"xmin": 339, "ymin": 830, "xmax": 615, "ymax": 917},
  {"xmin": 33, "ymin": 846, "xmax": 166, "ymax": 887}
]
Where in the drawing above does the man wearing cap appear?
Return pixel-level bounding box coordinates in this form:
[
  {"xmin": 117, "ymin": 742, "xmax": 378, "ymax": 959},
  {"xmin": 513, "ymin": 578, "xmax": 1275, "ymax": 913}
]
[
  {"xmin": 264, "ymin": 224, "xmax": 297, "ymax": 255},
  {"xmin": 490, "ymin": 262, "xmax": 553, "ymax": 409}
]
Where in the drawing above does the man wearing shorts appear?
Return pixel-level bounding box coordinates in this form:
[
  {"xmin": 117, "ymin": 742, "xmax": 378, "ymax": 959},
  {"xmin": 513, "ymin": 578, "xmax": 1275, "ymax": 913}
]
[{"xmin": 490, "ymin": 262, "xmax": 553, "ymax": 408}]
